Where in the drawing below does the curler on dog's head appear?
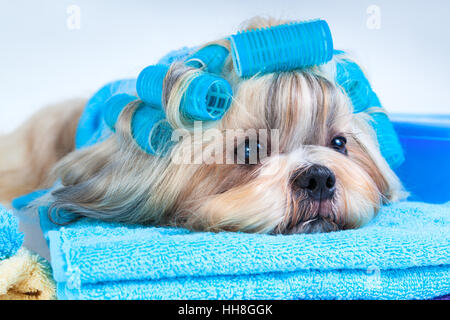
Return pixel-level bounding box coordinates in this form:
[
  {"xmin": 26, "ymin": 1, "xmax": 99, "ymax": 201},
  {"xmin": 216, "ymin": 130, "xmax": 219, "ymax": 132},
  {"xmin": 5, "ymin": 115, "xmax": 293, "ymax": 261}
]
[
  {"xmin": 136, "ymin": 64, "xmax": 233, "ymax": 122},
  {"xmin": 230, "ymin": 19, "xmax": 333, "ymax": 78},
  {"xmin": 136, "ymin": 64, "xmax": 169, "ymax": 107},
  {"xmin": 103, "ymin": 93, "xmax": 138, "ymax": 131},
  {"xmin": 131, "ymin": 104, "xmax": 174, "ymax": 156},
  {"xmin": 180, "ymin": 73, "xmax": 233, "ymax": 121},
  {"xmin": 185, "ymin": 44, "xmax": 229, "ymax": 74},
  {"xmin": 368, "ymin": 110, "xmax": 405, "ymax": 169},
  {"xmin": 103, "ymin": 93, "xmax": 173, "ymax": 156},
  {"xmin": 335, "ymin": 55, "xmax": 405, "ymax": 168},
  {"xmin": 335, "ymin": 58, "xmax": 372, "ymax": 113}
]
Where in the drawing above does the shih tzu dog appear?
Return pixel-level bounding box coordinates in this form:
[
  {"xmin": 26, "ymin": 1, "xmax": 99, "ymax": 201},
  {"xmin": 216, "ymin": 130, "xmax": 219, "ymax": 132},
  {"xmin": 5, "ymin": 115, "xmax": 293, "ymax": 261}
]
[{"xmin": 0, "ymin": 17, "xmax": 405, "ymax": 234}]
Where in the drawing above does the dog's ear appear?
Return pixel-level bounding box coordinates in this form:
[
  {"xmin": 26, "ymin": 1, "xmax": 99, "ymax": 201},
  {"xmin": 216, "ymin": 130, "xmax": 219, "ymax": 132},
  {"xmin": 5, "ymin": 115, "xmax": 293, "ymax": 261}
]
[{"xmin": 349, "ymin": 113, "xmax": 408, "ymax": 203}]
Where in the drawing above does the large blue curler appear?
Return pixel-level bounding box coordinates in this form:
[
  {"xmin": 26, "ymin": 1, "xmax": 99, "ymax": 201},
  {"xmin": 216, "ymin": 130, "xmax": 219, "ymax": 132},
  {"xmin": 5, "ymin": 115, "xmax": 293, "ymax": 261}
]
[
  {"xmin": 335, "ymin": 56, "xmax": 405, "ymax": 168},
  {"xmin": 230, "ymin": 19, "xmax": 333, "ymax": 78},
  {"xmin": 131, "ymin": 104, "xmax": 174, "ymax": 156},
  {"xmin": 136, "ymin": 64, "xmax": 233, "ymax": 121},
  {"xmin": 103, "ymin": 93, "xmax": 138, "ymax": 131},
  {"xmin": 185, "ymin": 44, "xmax": 229, "ymax": 74}
]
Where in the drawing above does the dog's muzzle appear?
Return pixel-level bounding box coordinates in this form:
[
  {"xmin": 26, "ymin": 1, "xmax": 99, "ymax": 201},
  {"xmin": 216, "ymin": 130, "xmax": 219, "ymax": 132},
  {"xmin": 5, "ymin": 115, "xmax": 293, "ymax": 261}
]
[{"xmin": 292, "ymin": 164, "xmax": 336, "ymax": 201}]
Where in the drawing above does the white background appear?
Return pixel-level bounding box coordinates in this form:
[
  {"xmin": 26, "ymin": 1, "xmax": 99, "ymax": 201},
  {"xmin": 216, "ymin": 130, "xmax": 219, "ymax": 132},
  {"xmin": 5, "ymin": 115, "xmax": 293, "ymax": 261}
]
[{"xmin": 1, "ymin": 0, "xmax": 449, "ymax": 134}]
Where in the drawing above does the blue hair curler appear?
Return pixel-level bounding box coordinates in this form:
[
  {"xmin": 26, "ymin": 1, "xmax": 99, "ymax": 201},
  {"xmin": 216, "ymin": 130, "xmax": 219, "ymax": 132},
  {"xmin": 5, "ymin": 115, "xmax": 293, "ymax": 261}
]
[
  {"xmin": 335, "ymin": 56, "xmax": 405, "ymax": 168},
  {"xmin": 180, "ymin": 73, "xmax": 233, "ymax": 121},
  {"xmin": 131, "ymin": 104, "xmax": 174, "ymax": 156},
  {"xmin": 103, "ymin": 93, "xmax": 173, "ymax": 156},
  {"xmin": 335, "ymin": 59, "xmax": 372, "ymax": 113},
  {"xmin": 369, "ymin": 111, "xmax": 405, "ymax": 169},
  {"xmin": 136, "ymin": 64, "xmax": 170, "ymax": 107},
  {"xmin": 103, "ymin": 93, "xmax": 138, "ymax": 131},
  {"xmin": 185, "ymin": 44, "xmax": 229, "ymax": 74},
  {"xmin": 230, "ymin": 19, "xmax": 333, "ymax": 78},
  {"xmin": 136, "ymin": 64, "xmax": 233, "ymax": 121}
]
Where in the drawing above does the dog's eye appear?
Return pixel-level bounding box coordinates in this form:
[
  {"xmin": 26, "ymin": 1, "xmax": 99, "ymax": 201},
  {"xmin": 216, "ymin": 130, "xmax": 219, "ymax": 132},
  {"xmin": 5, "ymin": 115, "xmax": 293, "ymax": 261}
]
[
  {"xmin": 235, "ymin": 138, "xmax": 262, "ymax": 165},
  {"xmin": 330, "ymin": 136, "xmax": 347, "ymax": 154}
]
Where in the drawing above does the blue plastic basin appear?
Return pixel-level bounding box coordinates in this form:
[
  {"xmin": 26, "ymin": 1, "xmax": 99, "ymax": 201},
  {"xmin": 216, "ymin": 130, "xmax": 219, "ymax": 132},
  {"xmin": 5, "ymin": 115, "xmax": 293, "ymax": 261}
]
[{"xmin": 392, "ymin": 114, "xmax": 450, "ymax": 204}]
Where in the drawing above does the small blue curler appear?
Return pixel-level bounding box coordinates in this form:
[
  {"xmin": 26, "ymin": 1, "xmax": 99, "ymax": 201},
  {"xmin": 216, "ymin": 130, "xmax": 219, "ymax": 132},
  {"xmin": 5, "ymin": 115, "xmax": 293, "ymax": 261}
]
[
  {"xmin": 230, "ymin": 19, "xmax": 333, "ymax": 78},
  {"xmin": 136, "ymin": 64, "xmax": 170, "ymax": 107},
  {"xmin": 136, "ymin": 64, "xmax": 233, "ymax": 121},
  {"xmin": 335, "ymin": 57, "xmax": 405, "ymax": 168},
  {"xmin": 131, "ymin": 104, "xmax": 174, "ymax": 156},
  {"xmin": 103, "ymin": 93, "xmax": 138, "ymax": 131},
  {"xmin": 335, "ymin": 59, "xmax": 372, "ymax": 113},
  {"xmin": 369, "ymin": 111, "xmax": 405, "ymax": 169},
  {"xmin": 185, "ymin": 44, "xmax": 230, "ymax": 74},
  {"xmin": 181, "ymin": 73, "xmax": 233, "ymax": 121},
  {"xmin": 103, "ymin": 93, "xmax": 173, "ymax": 156}
]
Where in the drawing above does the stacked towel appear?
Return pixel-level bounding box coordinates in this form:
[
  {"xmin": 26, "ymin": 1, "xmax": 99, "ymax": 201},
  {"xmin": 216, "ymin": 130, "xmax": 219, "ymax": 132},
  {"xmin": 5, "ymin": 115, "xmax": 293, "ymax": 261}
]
[
  {"xmin": 0, "ymin": 204, "xmax": 23, "ymax": 260},
  {"xmin": 0, "ymin": 205, "xmax": 55, "ymax": 300},
  {"xmin": 38, "ymin": 201, "xmax": 450, "ymax": 300}
]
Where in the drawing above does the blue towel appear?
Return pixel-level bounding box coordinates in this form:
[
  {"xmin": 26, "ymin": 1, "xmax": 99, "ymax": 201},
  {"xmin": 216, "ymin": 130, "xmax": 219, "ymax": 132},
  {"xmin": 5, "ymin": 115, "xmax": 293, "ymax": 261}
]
[
  {"xmin": 37, "ymin": 201, "xmax": 449, "ymax": 300},
  {"xmin": 0, "ymin": 205, "xmax": 23, "ymax": 261},
  {"xmin": 75, "ymin": 78, "xmax": 137, "ymax": 149},
  {"xmin": 157, "ymin": 46, "xmax": 195, "ymax": 65}
]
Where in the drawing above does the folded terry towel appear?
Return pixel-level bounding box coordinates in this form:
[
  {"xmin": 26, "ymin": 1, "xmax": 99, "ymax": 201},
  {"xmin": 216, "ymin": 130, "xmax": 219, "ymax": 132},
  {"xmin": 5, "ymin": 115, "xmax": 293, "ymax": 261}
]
[
  {"xmin": 38, "ymin": 201, "xmax": 450, "ymax": 300},
  {"xmin": 0, "ymin": 205, "xmax": 23, "ymax": 260}
]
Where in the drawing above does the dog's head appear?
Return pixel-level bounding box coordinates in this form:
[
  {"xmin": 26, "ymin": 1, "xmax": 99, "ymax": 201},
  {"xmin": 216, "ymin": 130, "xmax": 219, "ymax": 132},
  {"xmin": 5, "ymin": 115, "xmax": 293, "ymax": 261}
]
[
  {"xmin": 161, "ymin": 66, "xmax": 404, "ymax": 234},
  {"xmin": 51, "ymin": 18, "xmax": 405, "ymax": 233}
]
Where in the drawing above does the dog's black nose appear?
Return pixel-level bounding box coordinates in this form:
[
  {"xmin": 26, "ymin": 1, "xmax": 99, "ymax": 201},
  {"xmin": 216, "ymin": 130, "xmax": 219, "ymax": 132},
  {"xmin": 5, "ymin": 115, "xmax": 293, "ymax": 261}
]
[{"xmin": 293, "ymin": 165, "xmax": 336, "ymax": 201}]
